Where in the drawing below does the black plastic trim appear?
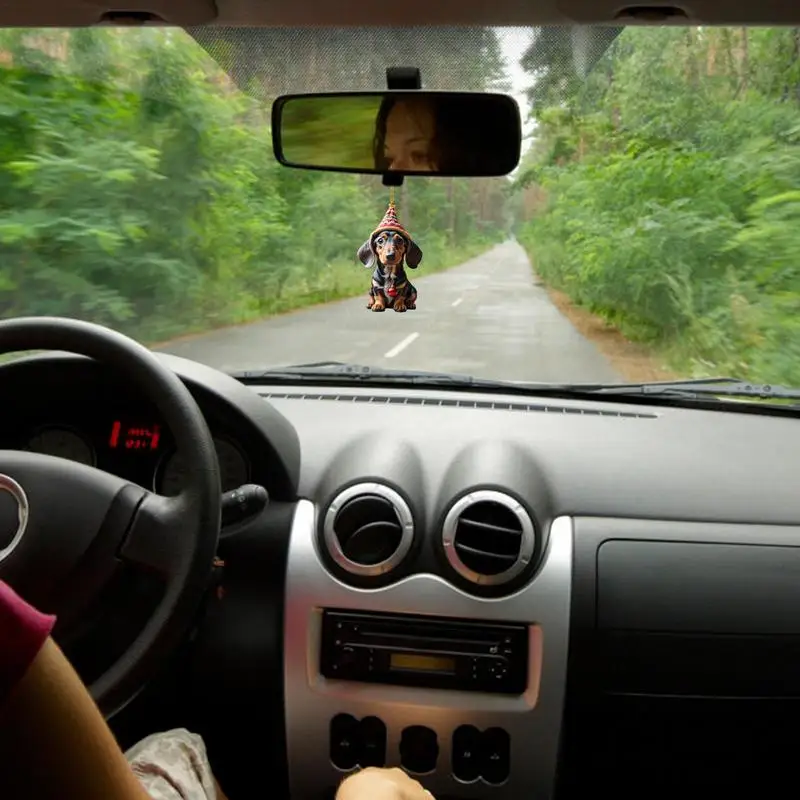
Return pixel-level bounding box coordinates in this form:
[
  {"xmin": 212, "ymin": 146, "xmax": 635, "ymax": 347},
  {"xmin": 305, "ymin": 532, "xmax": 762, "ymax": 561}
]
[{"xmin": 559, "ymin": 516, "xmax": 800, "ymax": 798}]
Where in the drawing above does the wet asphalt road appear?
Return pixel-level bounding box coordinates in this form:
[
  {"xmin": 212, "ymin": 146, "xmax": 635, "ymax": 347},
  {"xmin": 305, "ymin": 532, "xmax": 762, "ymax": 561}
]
[{"xmin": 157, "ymin": 240, "xmax": 622, "ymax": 384}]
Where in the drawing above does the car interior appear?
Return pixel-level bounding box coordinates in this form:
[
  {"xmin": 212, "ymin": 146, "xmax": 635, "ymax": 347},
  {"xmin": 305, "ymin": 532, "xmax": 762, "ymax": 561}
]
[{"xmin": 1, "ymin": 1, "xmax": 799, "ymax": 799}]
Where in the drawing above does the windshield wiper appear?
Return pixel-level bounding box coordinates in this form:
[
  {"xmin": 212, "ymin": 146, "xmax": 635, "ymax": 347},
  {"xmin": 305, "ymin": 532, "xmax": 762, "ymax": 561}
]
[
  {"xmin": 234, "ymin": 364, "xmax": 800, "ymax": 404},
  {"xmin": 574, "ymin": 377, "xmax": 800, "ymax": 401},
  {"xmin": 233, "ymin": 361, "xmax": 502, "ymax": 388}
]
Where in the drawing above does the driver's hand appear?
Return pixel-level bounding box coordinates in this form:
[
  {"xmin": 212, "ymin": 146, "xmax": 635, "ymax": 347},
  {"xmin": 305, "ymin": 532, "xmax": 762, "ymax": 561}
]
[{"xmin": 335, "ymin": 767, "xmax": 433, "ymax": 800}]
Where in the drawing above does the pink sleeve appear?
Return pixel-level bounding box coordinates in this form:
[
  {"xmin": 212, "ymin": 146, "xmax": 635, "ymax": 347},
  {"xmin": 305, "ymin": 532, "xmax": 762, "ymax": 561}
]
[{"xmin": 0, "ymin": 580, "xmax": 56, "ymax": 706}]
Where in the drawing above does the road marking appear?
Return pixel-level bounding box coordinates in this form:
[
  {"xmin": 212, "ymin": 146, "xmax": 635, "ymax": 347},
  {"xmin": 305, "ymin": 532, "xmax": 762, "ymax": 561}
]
[
  {"xmin": 451, "ymin": 297, "xmax": 463, "ymax": 308},
  {"xmin": 385, "ymin": 332, "xmax": 419, "ymax": 359}
]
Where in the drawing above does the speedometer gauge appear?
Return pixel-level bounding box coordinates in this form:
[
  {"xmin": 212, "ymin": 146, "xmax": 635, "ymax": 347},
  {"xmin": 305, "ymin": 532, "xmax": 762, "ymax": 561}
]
[
  {"xmin": 156, "ymin": 436, "xmax": 249, "ymax": 496},
  {"xmin": 27, "ymin": 426, "xmax": 95, "ymax": 466}
]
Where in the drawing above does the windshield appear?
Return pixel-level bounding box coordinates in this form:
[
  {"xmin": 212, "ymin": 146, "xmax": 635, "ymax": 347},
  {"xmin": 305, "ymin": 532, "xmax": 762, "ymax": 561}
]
[{"xmin": 0, "ymin": 26, "xmax": 796, "ymax": 394}]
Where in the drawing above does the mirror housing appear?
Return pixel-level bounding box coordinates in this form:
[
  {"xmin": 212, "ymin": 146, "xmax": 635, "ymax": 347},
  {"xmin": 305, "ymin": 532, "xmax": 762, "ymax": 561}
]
[{"xmin": 272, "ymin": 91, "xmax": 522, "ymax": 178}]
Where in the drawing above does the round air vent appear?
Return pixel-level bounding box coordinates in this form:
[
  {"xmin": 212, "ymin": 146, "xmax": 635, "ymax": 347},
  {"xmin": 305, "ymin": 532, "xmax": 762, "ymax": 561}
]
[
  {"xmin": 323, "ymin": 483, "xmax": 414, "ymax": 576},
  {"xmin": 441, "ymin": 490, "xmax": 536, "ymax": 586}
]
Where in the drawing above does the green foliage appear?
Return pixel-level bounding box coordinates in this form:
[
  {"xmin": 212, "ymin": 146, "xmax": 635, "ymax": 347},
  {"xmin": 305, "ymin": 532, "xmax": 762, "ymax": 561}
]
[
  {"xmin": 0, "ymin": 27, "xmax": 509, "ymax": 344},
  {"xmin": 515, "ymin": 26, "xmax": 800, "ymax": 383}
]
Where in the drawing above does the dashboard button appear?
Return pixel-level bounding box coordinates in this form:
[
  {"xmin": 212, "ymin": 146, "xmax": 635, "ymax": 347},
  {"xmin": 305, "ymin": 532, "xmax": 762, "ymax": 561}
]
[
  {"xmin": 359, "ymin": 716, "xmax": 387, "ymax": 767},
  {"xmin": 335, "ymin": 645, "xmax": 359, "ymax": 676},
  {"xmin": 479, "ymin": 727, "xmax": 510, "ymax": 784},
  {"xmin": 451, "ymin": 725, "xmax": 481, "ymax": 782},
  {"xmin": 330, "ymin": 713, "xmax": 360, "ymax": 770},
  {"xmin": 489, "ymin": 658, "xmax": 509, "ymax": 681},
  {"xmin": 400, "ymin": 725, "xmax": 439, "ymax": 774}
]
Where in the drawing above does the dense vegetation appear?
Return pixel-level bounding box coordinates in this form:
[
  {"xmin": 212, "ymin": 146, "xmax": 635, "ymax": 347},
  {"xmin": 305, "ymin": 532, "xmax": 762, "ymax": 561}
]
[
  {"xmin": 515, "ymin": 28, "xmax": 800, "ymax": 383},
  {"xmin": 0, "ymin": 27, "xmax": 511, "ymax": 342}
]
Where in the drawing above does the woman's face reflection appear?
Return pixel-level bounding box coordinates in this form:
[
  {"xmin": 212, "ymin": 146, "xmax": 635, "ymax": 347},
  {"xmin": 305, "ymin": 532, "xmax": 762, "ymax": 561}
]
[{"xmin": 383, "ymin": 99, "xmax": 438, "ymax": 172}]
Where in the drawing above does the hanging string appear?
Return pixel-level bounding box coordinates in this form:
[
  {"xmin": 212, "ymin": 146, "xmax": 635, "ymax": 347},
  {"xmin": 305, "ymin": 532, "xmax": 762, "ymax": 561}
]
[{"xmin": 389, "ymin": 186, "xmax": 395, "ymax": 208}]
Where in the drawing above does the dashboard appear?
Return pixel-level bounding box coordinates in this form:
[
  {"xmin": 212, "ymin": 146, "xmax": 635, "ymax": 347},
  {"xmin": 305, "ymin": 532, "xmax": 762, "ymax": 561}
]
[{"xmin": 2, "ymin": 350, "xmax": 799, "ymax": 800}]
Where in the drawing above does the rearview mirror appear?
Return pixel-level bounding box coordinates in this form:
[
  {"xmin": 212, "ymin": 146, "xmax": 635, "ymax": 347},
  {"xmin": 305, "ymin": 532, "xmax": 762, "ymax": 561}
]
[{"xmin": 272, "ymin": 91, "xmax": 522, "ymax": 177}]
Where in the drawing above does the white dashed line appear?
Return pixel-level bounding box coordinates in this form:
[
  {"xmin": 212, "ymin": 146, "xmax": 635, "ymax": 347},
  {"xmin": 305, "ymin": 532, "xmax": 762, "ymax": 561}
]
[
  {"xmin": 451, "ymin": 297, "xmax": 463, "ymax": 308},
  {"xmin": 384, "ymin": 332, "xmax": 419, "ymax": 359}
]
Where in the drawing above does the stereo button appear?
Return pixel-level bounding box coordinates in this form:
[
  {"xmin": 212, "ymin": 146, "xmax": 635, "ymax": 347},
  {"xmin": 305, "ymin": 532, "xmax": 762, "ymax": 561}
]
[
  {"xmin": 336, "ymin": 646, "xmax": 359, "ymax": 674},
  {"xmin": 490, "ymin": 659, "xmax": 508, "ymax": 681},
  {"xmin": 451, "ymin": 725, "xmax": 481, "ymax": 782},
  {"xmin": 400, "ymin": 726, "xmax": 439, "ymax": 774},
  {"xmin": 330, "ymin": 713, "xmax": 360, "ymax": 770},
  {"xmin": 479, "ymin": 727, "xmax": 510, "ymax": 785},
  {"xmin": 359, "ymin": 716, "xmax": 387, "ymax": 768}
]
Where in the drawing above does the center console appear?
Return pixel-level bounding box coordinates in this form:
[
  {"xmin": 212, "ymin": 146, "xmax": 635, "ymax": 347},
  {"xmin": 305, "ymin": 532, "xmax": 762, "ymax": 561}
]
[{"xmin": 283, "ymin": 501, "xmax": 573, "ymax": 800}]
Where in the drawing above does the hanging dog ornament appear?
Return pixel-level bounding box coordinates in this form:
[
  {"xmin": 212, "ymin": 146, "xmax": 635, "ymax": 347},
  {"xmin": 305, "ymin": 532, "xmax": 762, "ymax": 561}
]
[{"xmin": 357, "ymin": 197, "xmax": 423, "ymax": 313}]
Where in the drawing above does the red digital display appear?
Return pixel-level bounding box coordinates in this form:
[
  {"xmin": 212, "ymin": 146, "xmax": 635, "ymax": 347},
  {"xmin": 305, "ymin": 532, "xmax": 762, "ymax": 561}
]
[{"xmin": 108, "ymin": 420, "xmax": 161, "ymax": 452}]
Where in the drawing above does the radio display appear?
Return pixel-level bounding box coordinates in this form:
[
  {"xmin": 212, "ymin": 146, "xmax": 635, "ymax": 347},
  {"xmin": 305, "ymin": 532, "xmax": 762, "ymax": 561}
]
[{"xmin": 389, "ymin": 652, "xmax": 456, "ymax": 674}]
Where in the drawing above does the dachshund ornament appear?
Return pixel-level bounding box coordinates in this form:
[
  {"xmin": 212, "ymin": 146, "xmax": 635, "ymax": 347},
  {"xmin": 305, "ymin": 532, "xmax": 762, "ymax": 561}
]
[{"xmin": 357, "ymin": 202, "xmax": 423, "ymax": 312}]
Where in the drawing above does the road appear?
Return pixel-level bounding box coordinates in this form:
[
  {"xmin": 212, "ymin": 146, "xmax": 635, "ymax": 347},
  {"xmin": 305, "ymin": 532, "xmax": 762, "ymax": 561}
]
[{"xmin": 158, "ymin": 241, "xmax": 622, "ymax": 384}]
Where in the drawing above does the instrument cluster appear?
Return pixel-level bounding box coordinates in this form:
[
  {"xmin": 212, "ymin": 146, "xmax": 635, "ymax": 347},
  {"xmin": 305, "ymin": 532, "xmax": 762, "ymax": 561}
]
[{"xmin": 21, "ymin": 419, "xmax": 250, "ymax": 496}]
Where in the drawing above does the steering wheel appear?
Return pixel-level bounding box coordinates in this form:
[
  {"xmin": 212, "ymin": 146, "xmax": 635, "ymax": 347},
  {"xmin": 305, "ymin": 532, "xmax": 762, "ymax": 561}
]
[{"xmin": 0, "ymin": 317, "xmax": 221, "ymax": 718}]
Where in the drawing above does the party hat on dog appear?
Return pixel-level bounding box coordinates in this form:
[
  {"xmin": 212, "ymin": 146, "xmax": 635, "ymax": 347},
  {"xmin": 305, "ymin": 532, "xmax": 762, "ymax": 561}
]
[{"xmin": 372, "ymin": 201, "xmax": 411, "ymax": 241}]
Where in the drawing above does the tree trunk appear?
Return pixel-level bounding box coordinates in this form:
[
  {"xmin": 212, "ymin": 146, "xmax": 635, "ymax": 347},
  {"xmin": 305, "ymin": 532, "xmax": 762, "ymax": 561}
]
[{"xmin": 738, "ymin": 28, "xmax": 749, "ymax": 93}]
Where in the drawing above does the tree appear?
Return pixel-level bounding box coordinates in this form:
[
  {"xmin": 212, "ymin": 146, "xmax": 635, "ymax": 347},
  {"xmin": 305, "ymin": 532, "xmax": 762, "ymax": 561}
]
[{"xmin": 513, "ymin": 25, "xmax": 800, "ymax": 386}]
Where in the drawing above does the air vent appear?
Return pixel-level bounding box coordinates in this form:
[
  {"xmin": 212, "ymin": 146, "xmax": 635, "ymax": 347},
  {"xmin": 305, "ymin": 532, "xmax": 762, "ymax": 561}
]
[
  {"xmin": 442, "ymin": 490, "xmax": 536, "ymax": 586},
  {"xmin": 322, "ymin": 483, "xmax": 414, "ymax": 577}
]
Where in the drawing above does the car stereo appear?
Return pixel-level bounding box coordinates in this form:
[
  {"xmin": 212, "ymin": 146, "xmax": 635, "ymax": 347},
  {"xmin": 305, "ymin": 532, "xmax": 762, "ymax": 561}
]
[{"xmin": 320, "ymin": 609, "xmax": 529, "ymax": 694}]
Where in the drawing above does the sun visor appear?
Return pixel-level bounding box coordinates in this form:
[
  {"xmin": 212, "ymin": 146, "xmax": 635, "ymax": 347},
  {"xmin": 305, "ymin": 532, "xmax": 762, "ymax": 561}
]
[{"xmin": 0, "ymin": 0, "xmax": 218, "ymax": 26}]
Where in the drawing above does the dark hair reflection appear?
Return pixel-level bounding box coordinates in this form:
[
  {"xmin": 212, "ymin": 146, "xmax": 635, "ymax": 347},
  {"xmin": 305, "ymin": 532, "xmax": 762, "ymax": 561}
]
[{"xmin": 372, "ymin": 94, "xmax": 506, "ymax": 174}]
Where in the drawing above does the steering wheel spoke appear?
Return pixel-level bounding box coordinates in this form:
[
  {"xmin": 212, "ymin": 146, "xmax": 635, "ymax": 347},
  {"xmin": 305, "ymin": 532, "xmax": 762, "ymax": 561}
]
[
  {"xmin": 119, "ymin": 493, "xmax": 190, "ymax": 575},
  {"xmin": 0, "ymin": 450, "xmax": 135, "ymax": 608}
]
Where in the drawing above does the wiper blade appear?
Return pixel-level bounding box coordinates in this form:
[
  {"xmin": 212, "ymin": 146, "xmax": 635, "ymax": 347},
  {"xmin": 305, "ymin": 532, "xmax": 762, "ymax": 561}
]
[
  {"xmin": 233, "ymin": 362, "xmax": 500, "ymax": 387},
  {"xmin": 234, "ymin": 365, "xmax": 800, "ymax": 403},
  {"xmin": 577, "ymin": 376, "xmax": 800, "ymax": 401}
]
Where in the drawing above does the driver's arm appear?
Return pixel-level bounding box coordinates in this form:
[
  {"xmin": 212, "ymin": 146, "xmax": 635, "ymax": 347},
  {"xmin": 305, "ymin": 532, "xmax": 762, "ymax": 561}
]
[{"xmin": 0, "ymin": 580, "xmax": 151, "ymax": 800}]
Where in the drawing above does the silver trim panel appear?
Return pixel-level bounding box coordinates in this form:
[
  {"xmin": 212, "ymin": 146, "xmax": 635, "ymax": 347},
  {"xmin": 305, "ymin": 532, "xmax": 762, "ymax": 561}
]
[
  {"xmin": 322, "ymin": 482, "xmax": 415, "ymax": 577},
  {"xmin": 442, "ymin": 490, "xmax": 536, "ymax": 586},
  {"xmin": 285, "ymin": 500, "xmax": 572, "ymax": 800},
  {"xmin": 0, "ymin": 473, "xmax": 29, "ymax": 563}
]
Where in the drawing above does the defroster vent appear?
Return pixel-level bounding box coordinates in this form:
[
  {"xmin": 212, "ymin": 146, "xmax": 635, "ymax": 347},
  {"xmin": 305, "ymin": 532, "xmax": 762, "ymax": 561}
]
[{"xmin": 442, "ymin": 490, "xmax": 536, "ymax": 587}]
